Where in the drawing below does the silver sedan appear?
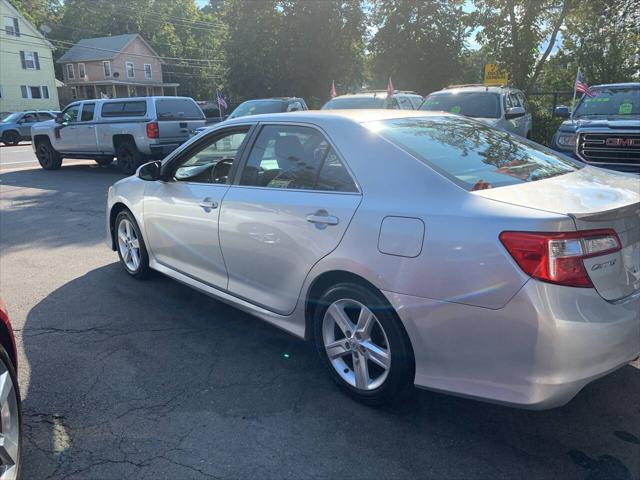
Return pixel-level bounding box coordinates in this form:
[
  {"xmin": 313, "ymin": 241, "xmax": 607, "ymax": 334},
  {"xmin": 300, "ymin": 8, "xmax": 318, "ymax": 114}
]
[{"xmin": 106, "ymin": 110, "xmax": 640, "ymax": 408}]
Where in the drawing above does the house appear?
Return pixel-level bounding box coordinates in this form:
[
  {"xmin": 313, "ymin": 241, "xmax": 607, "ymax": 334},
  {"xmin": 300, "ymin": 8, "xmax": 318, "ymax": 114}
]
[
  {"xmin": 0, "ymin": 0, "xmax": 60, "ymax": 112},
  {"xmin": 56, "ymin": 33, "xmax": 179, "ymax": 105}
]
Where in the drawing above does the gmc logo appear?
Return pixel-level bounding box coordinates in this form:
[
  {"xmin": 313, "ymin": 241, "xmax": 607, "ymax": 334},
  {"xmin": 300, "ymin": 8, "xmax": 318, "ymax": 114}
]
[{"xmin": 605, "ymin": 137, "xmax": 640, "ymax": 147}]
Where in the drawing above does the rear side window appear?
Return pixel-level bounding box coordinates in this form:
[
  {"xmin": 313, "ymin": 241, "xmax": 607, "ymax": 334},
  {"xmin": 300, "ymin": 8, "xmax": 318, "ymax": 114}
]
[
  {"xmin": 37, "ymin": 112, "xmax": 55, "ymax": 120},
  {"xmin": 101, "ymin": 101, "xmax": 147, "ymax": 117},
  {"xmin": 155, "ymin": 98, "xmax": 204, "ymax": 120},
  {"xmin": 421, "ymin": 93, "xmax": 501, "ymax": 118},
  {"xmin": 80, "ymin": 103, "xmax": 95, "ymax": 122},
  {"xmin": 365, "ymin": 117, "xmax": 582, "ymax": 191}
]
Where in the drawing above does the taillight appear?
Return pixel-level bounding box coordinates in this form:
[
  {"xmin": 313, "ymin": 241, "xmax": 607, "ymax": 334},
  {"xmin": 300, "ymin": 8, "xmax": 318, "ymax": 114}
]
[
  {"xmin": 146, "ymin": 122, "xmax": 159, "ymax": 139},
  {"xmin": 499, "ymin": 229, "xmax": 621, "ymax": 288}
]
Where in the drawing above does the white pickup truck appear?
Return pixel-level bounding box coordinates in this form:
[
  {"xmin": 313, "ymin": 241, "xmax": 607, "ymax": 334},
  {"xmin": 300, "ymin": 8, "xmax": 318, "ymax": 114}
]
[{"xmin": 31, "ymin": 96, "xmax": 206, "ymax": 174}]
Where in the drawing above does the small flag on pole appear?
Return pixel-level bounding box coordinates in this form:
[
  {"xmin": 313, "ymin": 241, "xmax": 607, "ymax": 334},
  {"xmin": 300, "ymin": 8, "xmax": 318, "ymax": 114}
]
[
  {"xmin": 330, "ymin": 80, "xmax": 337, "ymax": 99},
  {"xmin": 574, "ymin": 69, "xmax": 594, "ymax": 97},
  {"xmin": 216, "ymin": 90, "xmax": 228, "ymax": 111},
  {"xmin": 386, "ymin": 77, "xmax": 394, "ymax": 97}
]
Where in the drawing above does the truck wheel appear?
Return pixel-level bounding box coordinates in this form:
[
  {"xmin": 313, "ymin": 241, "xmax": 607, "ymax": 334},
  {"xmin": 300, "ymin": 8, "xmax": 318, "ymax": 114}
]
[
  {"xmin": 2, "ymin": 130, "xmax": 20, "ymax": 146},
  {"xmin": 35, "ymin": 139, "xmax": 63, "ymax": 170},
  {"xmin": 116, "ymin": 140, "xmax": 144, "ymax": 175},
  {"xmin": 95, "ymin": 157, "xmax": 114, "ymax": 167}
]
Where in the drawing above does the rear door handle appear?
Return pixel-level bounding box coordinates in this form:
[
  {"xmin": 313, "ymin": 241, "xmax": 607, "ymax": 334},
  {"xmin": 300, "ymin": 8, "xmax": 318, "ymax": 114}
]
[
  {"xmin": 199, "ymin": 198, "xmax": 218, "ymax": 210},
  {"xmin": 306, "ymin": 211, "xmax": 339, "ymax": 226}
]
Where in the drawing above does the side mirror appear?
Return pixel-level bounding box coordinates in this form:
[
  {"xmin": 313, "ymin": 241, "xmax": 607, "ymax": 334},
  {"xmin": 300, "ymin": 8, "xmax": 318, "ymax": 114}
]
[
  {"xmin": 137, "ymin": 160, "xmax": 162, "ymax": 181},
  {"xmin": 55, "ymin": 113, "xmax": 63, "ymax": 124},
  {"xmin": 554, "ymin": 106, "xmax": 570, "ymax": 119},
  {"xmin": 505, "ymin": 106, "xmax": 526, "ymax": 119}
]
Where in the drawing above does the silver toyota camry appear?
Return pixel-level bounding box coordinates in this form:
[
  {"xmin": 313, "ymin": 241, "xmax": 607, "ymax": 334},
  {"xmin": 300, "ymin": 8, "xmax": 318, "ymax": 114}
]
[{"xmin": 106, "ymin": 110, "xmax": 640, "ymax": 409}]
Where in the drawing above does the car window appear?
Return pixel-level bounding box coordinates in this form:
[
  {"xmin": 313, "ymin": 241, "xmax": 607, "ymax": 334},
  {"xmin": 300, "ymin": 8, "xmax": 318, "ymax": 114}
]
[
  {"xmin": 516, "ymin": 92, "xmax": 529, "ymax": 111},
  {"xmin": 229, "ymin": 100, "xmax": 287, "ymax": 119},
  {"xmin": 387, "ymin": 97, "xmax": 401, "ymax": 109},
  {"xmin": 509, "ymin": 93, "xmax": 522, "ymax": 108},
  {"xmin": 155, "ymin": 98, "xmax": 204, "ymax": 120},
  {"xmin": 21, "ymin": 113, "xmax": 37, "ymax": 123},
  {"xmin": 287, "ymin": 101, "xmax": 303, "ymax": 112},
  {"xmin": 398, "ymin": 97, "xmax": 413, "ymax": 109},
  {"xmin": 364, "ymin": 116, "xmax": 582, "ymax": 191},
  {"xmin": 101, "ymin": 101, "xmax": 147, "ymax": 117},
  {"xmin": 573, "ymin": 87, "xmax": 639, "ymax": 117},
  {"xmin": 62, "ymin": 105, "xmax": 80, "ymax": 123},
  {"xmin": 408, "ymin": 96, "xmax": 423, "ymax": 109},
  {"xmin": 239, "ymin": 125, "xmax": 356, "ymax": 192},
  {"xmin": 173, "ymin": 128, "xmax": 249, "ymax": 184},
  {"xmin": 421, "ymin": 93, "xmax": 501, "ymax": 118},
  {"xmin": 504, "ymin": 94, "xmax": 513, "ymax": 110},
  {"xmin": 37, "ymin": 112, "xmax": 54, "ymax": 121},
  {"xmin": 80, "ymin": 103, "xmax": 95, "ymax": 122}
]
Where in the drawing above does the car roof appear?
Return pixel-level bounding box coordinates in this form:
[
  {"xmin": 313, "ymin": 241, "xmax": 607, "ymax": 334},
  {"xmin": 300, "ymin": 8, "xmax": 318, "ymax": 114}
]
[
  {"xmin": 239, "ymin": 97, "xmax": 304, "ymax": 103},
  {"xmin": 430, "ymin": 85, "xmax": 518, "ymax": 95},
  {"xmin": 591, "ymin": 82, "xmax": 640, "ymax": 89},
  {"xmin": 330, "ymin": 91, "xmax": 419, "ymax": 100},
  {"xmin": 223, "ymin": 109, "xmax": 451, "ymax": 127}
]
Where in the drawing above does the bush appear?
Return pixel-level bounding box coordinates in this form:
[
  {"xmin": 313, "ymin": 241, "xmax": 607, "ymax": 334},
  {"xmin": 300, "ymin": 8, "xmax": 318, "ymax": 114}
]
[{"xmin": 528, "ymin": 96, "xmax": 565, "ymax": 146}]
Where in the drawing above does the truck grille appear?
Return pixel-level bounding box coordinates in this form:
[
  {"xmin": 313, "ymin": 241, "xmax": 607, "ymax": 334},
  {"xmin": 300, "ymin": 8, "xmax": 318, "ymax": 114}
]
[{"xmin": 577, "ymin": 133, "xmax": 640, "ymax": 168}]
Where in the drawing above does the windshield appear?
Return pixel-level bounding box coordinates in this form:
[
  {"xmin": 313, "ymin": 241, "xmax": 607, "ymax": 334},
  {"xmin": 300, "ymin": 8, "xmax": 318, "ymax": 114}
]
[
  {"xmin": 573, "ymin": 87, "xmax": 640, "ymax": 118},
  {"xmin": 365, "ymin": 117, "xmax": 582, "ymax": 191},
  {"xmin": 229, "ymin": 100, "xmax": 287, "ymax": 118},
  {"xmin": 420, "ymin": 92, "xmax": 501, "ymax": 119},
  {"xmin": 1, "ymin": 113, "xmax": 22, "ymax": 123},
  {"xmin": 322, "ymin": 97, "xmax": 386, "ymax": 110}
]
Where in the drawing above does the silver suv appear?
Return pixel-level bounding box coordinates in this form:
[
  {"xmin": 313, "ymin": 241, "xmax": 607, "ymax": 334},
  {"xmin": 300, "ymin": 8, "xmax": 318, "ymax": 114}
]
[
  {"xmin": 31, "ymin": 96, "xmax": 206, "ymax": 174},
  {"xmin": 420, "ymin": 85, "xmax": 533, "ymax": 138},
  {"xmin": 322, "ymin": 91, "xmax": 423, "ymax": 110}
]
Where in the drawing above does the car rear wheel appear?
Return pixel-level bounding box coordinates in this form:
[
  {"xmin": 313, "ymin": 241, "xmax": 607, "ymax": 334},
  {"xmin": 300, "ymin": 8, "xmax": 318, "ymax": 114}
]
[
  {"xmin": 35, "ymin": 140, "xmax": 63, "ymax": 170},
  {"xmin": 313, "ymin": 282, "xmax": 415, "ymax": 405},
  {"xmin": 2, "ymin": 131, "xmax": 20, "ymax": 147},
  {"xmin": 116, "ymin": 140, "xmax": 144, "ymax": 175},
  {"xmin": 115, "ymin": 210, "xmax": 150, "ymax": 279},
  {"xmin": 0, "ymin": 345, "xmax": 22, "ymax": 480}
]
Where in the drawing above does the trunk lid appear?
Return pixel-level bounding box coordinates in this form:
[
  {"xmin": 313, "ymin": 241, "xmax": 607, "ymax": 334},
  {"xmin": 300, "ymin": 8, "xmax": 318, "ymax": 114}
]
[
  {"xmin": 154, "ymin": 98, "xmax": 206, "ymax": 142},
  {"xmin": 474, "ymin": 167, "xmax": 640, "ymax": 301}
]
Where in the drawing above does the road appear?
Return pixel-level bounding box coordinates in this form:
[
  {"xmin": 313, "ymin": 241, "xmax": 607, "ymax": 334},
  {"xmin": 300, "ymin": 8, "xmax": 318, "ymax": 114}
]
[{"xmin": 0, "ymin": 144, "xmax": 639, "ymax": 479}]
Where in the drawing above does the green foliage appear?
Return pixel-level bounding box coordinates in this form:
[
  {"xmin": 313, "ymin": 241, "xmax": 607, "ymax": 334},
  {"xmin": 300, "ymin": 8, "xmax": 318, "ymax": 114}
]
[
  {"xmin": 528, "ymin": 97, "xmax": 564, "ymax": 146},
  {"xmin": 369, "ymin": 0, "xmax": 469, "ymax": 94}
]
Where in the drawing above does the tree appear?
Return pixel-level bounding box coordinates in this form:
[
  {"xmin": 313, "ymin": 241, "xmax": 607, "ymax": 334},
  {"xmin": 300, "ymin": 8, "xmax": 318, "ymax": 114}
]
[
  {"xmin": 473, "ymin": 0, "xmax": 572, "ymax": 92},
  {"xmin": 7, "ymin": 0, "xmax": 62, "ymax": 29},
  {"xmin": 369, "ymin": 0, "xmax": 469, "ymax": 95}
]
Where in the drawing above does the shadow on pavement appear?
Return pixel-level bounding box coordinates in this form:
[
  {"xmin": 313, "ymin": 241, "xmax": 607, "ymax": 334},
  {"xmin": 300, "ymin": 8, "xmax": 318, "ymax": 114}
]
[
  {"xmin": 0, "ymin": 165, "xmax": 125, "ymax": 252},
  {"xmin": 20, "ymin": 263, "xmax": 640, "ymax": 479}
]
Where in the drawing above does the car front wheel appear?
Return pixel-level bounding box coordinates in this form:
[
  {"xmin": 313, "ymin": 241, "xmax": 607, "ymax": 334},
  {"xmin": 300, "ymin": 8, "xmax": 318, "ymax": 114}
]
[
  {"xmin": 0, "ymin": 345, "xmax": 22, "ymax": 480},
  {"xmin": 1, "ymin": 131, "xmax": 20, "ymax": 146},
  {"xmin": 35, "ymin": 140, "xmax": 63, "ymax": 170},
  {"xmin": 313, "ymin": 282, "xmax": 415, "ymax": 405},
  {"xmin": 115, "ymin": 210, "xmax": 150, "ymax": 279}
]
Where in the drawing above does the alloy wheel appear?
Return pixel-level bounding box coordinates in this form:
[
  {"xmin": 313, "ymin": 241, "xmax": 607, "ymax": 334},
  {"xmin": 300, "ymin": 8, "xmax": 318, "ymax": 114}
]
[
  {"xmin": 0, "ymin": 361, "xmax": 20, "ymax": 480},
  {"xmin": 36, "ymin": 145, "xmax": 51, "ymax": 168},
  {"xmin": 117, "ymin": 218, "xmax": 141, "ymax": 272},
  {"xmin": 322, "ymin": 299, "xmax": 391, "ymax": 391}
]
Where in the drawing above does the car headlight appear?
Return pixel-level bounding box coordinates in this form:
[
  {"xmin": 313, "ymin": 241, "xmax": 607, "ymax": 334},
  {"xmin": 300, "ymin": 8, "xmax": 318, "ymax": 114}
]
[{"xmin": 556, "ymin": 133, "xmax": 577, "ymax": 149}]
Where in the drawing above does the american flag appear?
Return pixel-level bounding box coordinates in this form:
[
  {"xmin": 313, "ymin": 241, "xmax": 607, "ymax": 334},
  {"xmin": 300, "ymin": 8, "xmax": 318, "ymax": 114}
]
[
  {"xmin": 330, "ymin": 80, "xmax": 337, "ymax": 99},
  {"xmin": 386, "ymin": 77, "xmax": 394, "ymax": 97},
  {"xmin": 216, "ymin": 90, "xmax": 228, "ymax": 110},
  {"xmin": 575, "ymin": 69, "xmax": 594, "ymax": 97}
]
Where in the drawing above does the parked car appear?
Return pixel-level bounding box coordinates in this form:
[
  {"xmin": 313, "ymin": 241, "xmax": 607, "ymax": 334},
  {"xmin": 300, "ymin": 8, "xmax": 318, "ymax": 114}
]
[
  {"xmin": 322, "ymin": 91, "xmax": 423, "ymax": 110},
  {"xmin": 420, "ymin": 84, "xmax": 533, "ymax": 138},
  {"xmin": 0, "ymin": 111, "xmax": 59, "ymax": 146},
  {"xmin": 196, "ymin": 100, "xmax": 225, "ymax": 125},
  {"xmin": 191, "ymin": 97, "xmax": 308, "ymax": 137},
  {"xmin": 107, "ymin": 110, "xmax": 639, "ymax": 408},
  {"xmin": 0, "ymin": 299, "xmax": 21, "ymax": 479},
  {"xmin": 551, "ymin": 82, "xmax": 640, "ymax": 173},
  {"xmin": 31, "ymin": 96, "xmax": 206, "ymax": 174}
]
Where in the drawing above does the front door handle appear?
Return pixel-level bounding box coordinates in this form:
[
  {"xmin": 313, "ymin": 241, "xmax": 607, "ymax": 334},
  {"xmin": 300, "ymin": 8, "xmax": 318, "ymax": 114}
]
[
  {"xmin": 199, "ymin": 198, "xmax": 218, "ymax": 211},
  {"xmin": 306, "ymin": 210, "xmax": 339, "ymax": 226}
]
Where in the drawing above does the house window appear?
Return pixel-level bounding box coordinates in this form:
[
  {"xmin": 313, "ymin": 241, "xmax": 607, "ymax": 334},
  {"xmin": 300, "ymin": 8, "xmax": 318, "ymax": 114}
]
[
  {"xmin": 30, "ymin": 86, "xmax": 42, "ymax": 99},
  {"xmin": 20, "ymin": 86, "xmax": 47, "ymax": 99},
  {"xmin": 67, "ymin": 64, "xmax": 75, "ymax": 80},
  {"xmin": 71, "ymin": 87, "xmax": 77, "ymax": 99},
  {"xmin": 42, "ymin": 86, "xmax": 49, "ymax": 99},
  {"xmin": 21, "ymin": 51, "xmax": 39, "ymax": 70},
  {"xmin": 4, "ymin": 16, "xmax": 19, "ymax": 36},
  {"xmin": 144, "ymin": 64, "xmax": 152, "ymax": 79},
  {"xmin": 103, "ymin": 61, "xmax": 111, "ymax": 77},
  {"xmin": 21, "ymin": 86, "xmax": 28, "ymax": 98},
  {"xmin": 78, "ymin": 63, "xmax": 86, "ymax": 79},
  {"xmin": 126, "ymin": 62, "xmax": 135, "ymax": 78}
]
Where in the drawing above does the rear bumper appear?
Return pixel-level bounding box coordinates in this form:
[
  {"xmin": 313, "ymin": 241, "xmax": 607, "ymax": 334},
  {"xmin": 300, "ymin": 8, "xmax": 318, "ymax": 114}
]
[
  {"xmin": 384, "ymin": 281, "xmax": 640, "ymax": 409},
  {"xmin": 149, "ymin": 143, "xmax": 181, "ymax": 159}
]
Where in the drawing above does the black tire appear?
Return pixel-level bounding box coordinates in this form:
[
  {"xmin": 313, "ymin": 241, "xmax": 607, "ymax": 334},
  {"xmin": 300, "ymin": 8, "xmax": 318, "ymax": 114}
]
[
  {"xmin": 94, "ymin": 156, "xmax": 114, "ymax": 167},
  {"xmin": 313, "ymin": 282, "xmax": 415, "ymax": 406},
  {"xmin": 116, "ymin": 140, "xmax": 144, "ymax": 175},
  {"xmin": 0, "ymin": 344, "xmax": 22, "ymax": 478},
  {"xmin": 2, "ymin": 130, "xmax": 21, "ymax": 146},
  {"xmin": 35, "ymin": 139, "xmax": 63, "ymax": 170},
  {"xmin": 114, "ymin": 210, "xmax": 150, "ymax": 279}
]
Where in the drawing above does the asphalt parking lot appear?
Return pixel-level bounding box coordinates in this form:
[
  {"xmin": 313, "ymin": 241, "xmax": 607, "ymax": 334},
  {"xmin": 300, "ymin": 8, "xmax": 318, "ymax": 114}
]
[{"xmin": 0, "ymin": 144, "xmax": 639, "ymax": 480}]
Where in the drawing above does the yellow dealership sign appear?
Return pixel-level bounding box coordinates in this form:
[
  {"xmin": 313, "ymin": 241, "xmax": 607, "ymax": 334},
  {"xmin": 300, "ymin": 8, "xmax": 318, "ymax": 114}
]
[{"xmin": 484, "ymin": 64, "xmax": 509, "ymax": 85}]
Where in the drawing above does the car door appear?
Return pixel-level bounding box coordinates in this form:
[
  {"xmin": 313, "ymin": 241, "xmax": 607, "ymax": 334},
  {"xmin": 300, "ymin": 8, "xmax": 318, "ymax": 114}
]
[
  {"xmin": 52, "ymin": 103, "xmax": 81, "ymax": 152},
  {"xmin": 76, "ymin": 102, "xmax": 98, "ymax": 152},
  {"xmin": 143, "ymin": 126, "xmax": 253, "ymax": 289},
  {"xmin": 16, "ymin": 112, "xmax": 38, "ymax": 137},
  {"xmin": 516, "ymin": 92, "xmax": 533, "ymax": 137},
  {"xmin": 218, "ymin": 123, "xmax": 362, "ymax": 315}
]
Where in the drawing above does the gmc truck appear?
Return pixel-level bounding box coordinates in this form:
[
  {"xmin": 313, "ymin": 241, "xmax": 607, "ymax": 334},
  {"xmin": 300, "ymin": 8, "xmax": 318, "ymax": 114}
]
[
  {"xmin": 551, "ymin": 82, "xmax": 640, "ymax": 173},
  {"xmin": 31, "ymin": 96, "xmax": 206, "ymax": 174}
]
